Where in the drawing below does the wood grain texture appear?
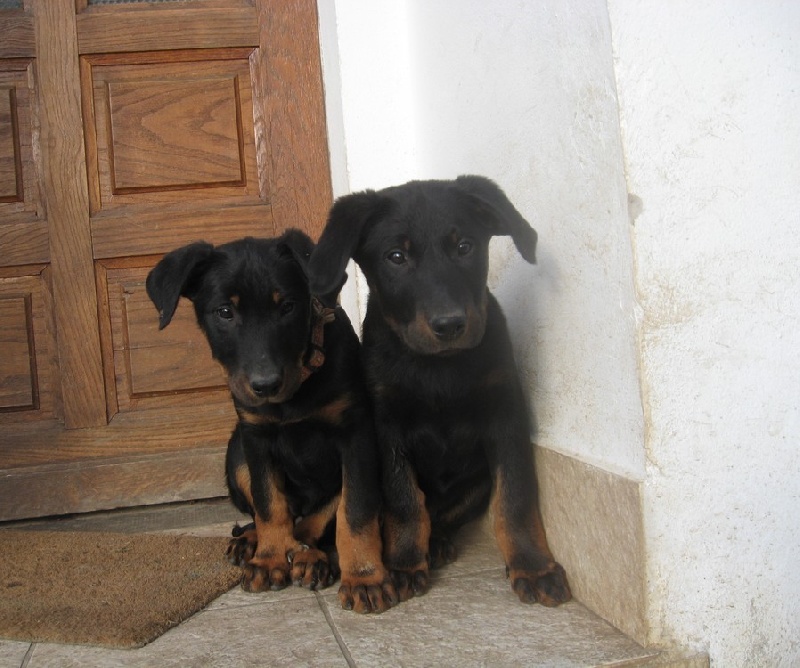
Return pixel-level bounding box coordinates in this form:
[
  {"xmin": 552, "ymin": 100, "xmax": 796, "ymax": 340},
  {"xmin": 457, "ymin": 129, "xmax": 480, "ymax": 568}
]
[
  {"xmin": 90, "ymin": 203, "xmax": 274, "ymax": 259},
  {"xmin": 107, "ymin": 78, "xmax": 244, "ymax": 191},
  {"xmin": 0, "ymin": 402, "xmax": 235, "ymax": 469},
  {"xmin": 0, "ymin": 294, "xmax": 34, "ymax": 409},
  {"xmin": 0, "ymin": 15, "xmax": 35, "ymax": 59},
  {"xmin": 0, "ymin": 446, "xmax": 229, "ymax": 520},
  {"xmin": 0, "ymin": 222, "xmax": 49, "ymax": 266},
  {"xmin": 0, "ymin": 87, "xmax": 21, "ymax": 201},
  {"xmin": 76, "ymin": 7, "xmax": 259, "ymax": 55},
  {"xmin": 33, "ymin": 0, "xmax": 106, "ymax": 428},
  {"xmin": 83, "ymin": 53, "xmax": 260, "ymax": 215},
  {"xmin": 0, "ymin": 404, "xmax": 233, "ymax": 520},
  {"xmin": 0, "ymin": 59, "xmax": 46, "ymax": 230},
  {"xmin": 94, "ymin": 255, "xmax": 119, "ymax": 418},
  {"xmin": 253, "ymin": 0, "xmax": 332, "ymax": 238},
  {"xmin": 0, "ymin": 267, "xmax": 59, "ymax": 421}
]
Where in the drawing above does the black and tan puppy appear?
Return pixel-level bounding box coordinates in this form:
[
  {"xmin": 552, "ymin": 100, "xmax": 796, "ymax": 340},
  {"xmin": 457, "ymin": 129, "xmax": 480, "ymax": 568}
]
[
  {"xmin": 309, "ymin": 176, "xmax": 571, "ymax": 606},
  {"xmin": 146, "ymin": 230, "xmax": 396, "ymax": 613}
]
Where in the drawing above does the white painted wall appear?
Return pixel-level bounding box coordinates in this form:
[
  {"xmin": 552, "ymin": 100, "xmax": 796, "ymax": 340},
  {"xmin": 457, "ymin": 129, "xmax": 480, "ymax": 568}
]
[
  {"xmin": 318, "ymin": 0, "xmax": 645, "ymax": 479},
  {"xmin": 317, "ymin": 0, "xmax": 419, "ymax": 318},
  {"xmin": 608, "ymin": 1, "xmax": 800, "ymax": 665},
  {"xmin": 318, "ymin": 0, "xmax": 800, "ymax": 664}
]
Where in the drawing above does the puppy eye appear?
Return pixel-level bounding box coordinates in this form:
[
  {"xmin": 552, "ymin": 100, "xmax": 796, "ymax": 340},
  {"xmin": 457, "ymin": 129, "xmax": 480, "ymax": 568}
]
[
  {"xmin": 386, "ymin": 250, "xmax": 407, "ymax": 265},
  {"xmin": 279, "ymin": 300, "xmax": 295, "ymax": 316},
  {"xmin": 216, "ymin": 305, "xmax": 234, "ymax": 321},
  {"xmin": 457, "ymin": 239, "xmax": 473, "ymax": 256}
]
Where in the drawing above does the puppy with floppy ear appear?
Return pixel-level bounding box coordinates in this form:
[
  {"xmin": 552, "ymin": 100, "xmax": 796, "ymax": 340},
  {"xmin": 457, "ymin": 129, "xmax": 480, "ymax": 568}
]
[
  {"xmin": 147, "ymin": 230, "xmax": 397, "ymax": 613},
  {"xmin": 309, "ymin": 176, "xmax": 571, "ymax": 606}
]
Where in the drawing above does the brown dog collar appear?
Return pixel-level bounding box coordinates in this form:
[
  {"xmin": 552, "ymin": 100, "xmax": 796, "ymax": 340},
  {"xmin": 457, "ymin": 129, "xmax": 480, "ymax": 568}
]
[{"xmin": 300, "ymin": 297, "xmax": 336, "ymax": 382}]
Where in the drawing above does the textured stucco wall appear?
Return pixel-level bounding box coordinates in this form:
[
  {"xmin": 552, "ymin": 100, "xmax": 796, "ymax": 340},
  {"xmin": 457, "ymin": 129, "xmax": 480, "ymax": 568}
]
[
  {"xmin": 319, "ymin": 0, "xmax": 645, "ymax": 479},
  {"xmin": 608, "ymin": 1, "xmax": 800, "ymax": 664}
]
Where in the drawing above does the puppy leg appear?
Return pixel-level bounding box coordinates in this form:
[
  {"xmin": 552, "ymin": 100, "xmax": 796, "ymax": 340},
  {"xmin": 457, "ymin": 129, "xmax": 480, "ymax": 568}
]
[
  {"xmin": 490, "ymin": 439, "xmax": 571, "ymax": 606},
  {"xmin": 227, "ymin": 521, "xmax": 257, "ymax": 568},
  {"xmin": 382, "ymin": 457, "xmax": 432, "ymax": 602},
  {"xmin": 428, "ymin": 474, "xmax": 492, "ymax": 569},
  {"xmin": 336, "ymin": 434, "xmax": 397, "ymax": 613},
  {"xmin": 233, "ymin": 464, "xmax": 321, "ymax": 592},
  {"xmin": 291, "ymin": 494, "xmax": 340, "ymax": 590},
  {"xmin": 336, "ymin": 489, "xmax": 397, "ymax": 613},
  {"xmin": 225, "ymin": 432, "xmax": 258, "ymax": 567}
]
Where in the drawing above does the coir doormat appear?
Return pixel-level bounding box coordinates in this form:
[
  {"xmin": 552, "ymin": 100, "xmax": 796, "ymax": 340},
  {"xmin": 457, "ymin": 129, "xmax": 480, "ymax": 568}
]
[{"xmin": 0, "ymin": 530, "xmax": 241, "ymax": 649}]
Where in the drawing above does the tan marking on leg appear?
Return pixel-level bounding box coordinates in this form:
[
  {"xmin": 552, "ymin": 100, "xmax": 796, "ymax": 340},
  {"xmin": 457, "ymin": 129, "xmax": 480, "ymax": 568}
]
[
  {"xmin": 492, "ymin": 470, "xmax": 554, "ymax": 565},
  {"xmin": 253, "ymin": 470, "xmax": 298, "ymax": 558},
  {"xmin": 227, "ymin": 465, "xmax": 257, "ymax": 567},
  {"xmin": 243, "ymin": 470, "xmax": 306, "ymax": 592},
  {"xmin": 492, "ymin": 470, "xmax": 571, "ymax": 605},
  {"xmin": 294, "ymin": 493, "xmax": 340, "ymax": 546},
  {"xmin": 235, "ymin": 464, "xmax": 254, "ymax": 508},
  {"xmin": 337, "ymin": 487, "xmax": 396, "ymax": 613}
]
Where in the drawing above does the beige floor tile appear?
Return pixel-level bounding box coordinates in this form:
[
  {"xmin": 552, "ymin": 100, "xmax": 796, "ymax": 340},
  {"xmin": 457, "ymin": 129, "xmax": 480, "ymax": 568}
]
[
  {"xmin": 321, "ymin": 570, "xmax": 656, "ymax": 668},
  {"xmin": 25, "ymin": 596, "xmax": 347, "ymax": 668},
  {"xmin": 0, "ymin": 641, "xmax": 30, "ymax": 668},
  {"xmin": 205, "ymin": 581, "xmax": 323, "ymax": 612},
  {"xmin": 433, "ymin": 520, "xmax": 506, "ymax": 579}
]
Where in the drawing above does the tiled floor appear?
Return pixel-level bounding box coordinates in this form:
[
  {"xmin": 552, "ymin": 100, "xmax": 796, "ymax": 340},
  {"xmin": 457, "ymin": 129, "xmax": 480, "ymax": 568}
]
[{"xmin": 0, "ymin": 500, "xmax": 660, "ymax": 667}]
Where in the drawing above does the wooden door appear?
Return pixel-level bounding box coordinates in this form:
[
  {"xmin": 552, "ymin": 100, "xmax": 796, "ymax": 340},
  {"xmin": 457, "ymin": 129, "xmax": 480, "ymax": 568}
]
[{"xmin": 0, "ymin": 0, "xmax": 332, "ymax": 520}]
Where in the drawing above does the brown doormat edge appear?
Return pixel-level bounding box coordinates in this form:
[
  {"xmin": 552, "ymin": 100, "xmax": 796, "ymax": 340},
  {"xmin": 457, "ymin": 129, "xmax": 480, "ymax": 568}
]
[{"xmin": 0, "ymin": 530, "xmax": 241, "ymax": 649}]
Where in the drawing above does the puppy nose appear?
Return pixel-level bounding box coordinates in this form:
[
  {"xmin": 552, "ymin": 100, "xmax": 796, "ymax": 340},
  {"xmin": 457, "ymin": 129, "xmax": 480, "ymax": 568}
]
[
  {"xmin": 250, "ymin": 373, "xmax": 282, "ymax": 397},
  {"xmin": 430, "ymin": 314, "xmax": 466, "ymax": 340}
]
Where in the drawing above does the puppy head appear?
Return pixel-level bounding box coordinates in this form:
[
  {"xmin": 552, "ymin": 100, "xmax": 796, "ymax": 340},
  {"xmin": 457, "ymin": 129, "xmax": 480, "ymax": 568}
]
[
  {"xmin": 309, "ymin": 175, "xmax": 537, "ymax": 355},
  {"xmin": 146, "ymin": 230, "xmax": 321, "ymax": 407}
]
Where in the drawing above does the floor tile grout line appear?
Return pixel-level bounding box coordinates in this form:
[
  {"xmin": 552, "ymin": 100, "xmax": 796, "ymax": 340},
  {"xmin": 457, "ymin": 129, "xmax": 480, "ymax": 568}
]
[
  {"xmin": 315, "ymin": 592, "xmax": 357, "ymax": 668},
  {"xmin": 20, "ymin": 642, "xmax": 34, "ymax": 668}
]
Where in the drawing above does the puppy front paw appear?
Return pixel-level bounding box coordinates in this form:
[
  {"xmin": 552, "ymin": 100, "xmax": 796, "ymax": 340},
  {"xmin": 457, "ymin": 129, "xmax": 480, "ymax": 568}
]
[
  {"xmin": 428, "ymin": 535, "xmax": 457, "ymax": 569},
  {"xmin": 242, "ymin": 553, "xmax": 294, "ymax": 592},
  {"xmin": 338, "ymin": 570, "xmax": 398, "ymax": 613},
  {"xmin": 289, "ymin": 547, "xmax": 336, "ymax": 590},
  {"xmin": 389, "ymin": 567, "xmax": 430, "ymax": 602},
  {"xmin": 508, "ymin": 561, "xmax": 571, "ymax": 606},
  {"xmin": 226, "ymin": 523, "xmax": 256, "ymax": 567}
]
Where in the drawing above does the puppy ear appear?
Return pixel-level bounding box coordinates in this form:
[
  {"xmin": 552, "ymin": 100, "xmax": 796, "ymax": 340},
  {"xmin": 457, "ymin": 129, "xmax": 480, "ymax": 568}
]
[
  {"xmin": 455, "ymin": 175, "xmax": 538, "ymax": 264},
  {"xmin": 277, "ymin": 228, "xmax": 346, "ymax": 306},
  {"xmin": 276, "ymin": 228, "xmax": 315, "ymax": 265},
  {"xmin": 146, "ymin": 242, "xmax": 214, "ymax": 330},
  {"xmin": 308, "ymin": 190, "xmax": 391, "ymax": 296}
]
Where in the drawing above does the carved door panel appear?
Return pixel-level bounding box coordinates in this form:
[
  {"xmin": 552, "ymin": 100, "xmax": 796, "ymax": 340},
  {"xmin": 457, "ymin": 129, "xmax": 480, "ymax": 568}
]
[{"xmin": 0, "ymin": 0, "xmax": 331, "ymax": 520}]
